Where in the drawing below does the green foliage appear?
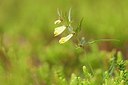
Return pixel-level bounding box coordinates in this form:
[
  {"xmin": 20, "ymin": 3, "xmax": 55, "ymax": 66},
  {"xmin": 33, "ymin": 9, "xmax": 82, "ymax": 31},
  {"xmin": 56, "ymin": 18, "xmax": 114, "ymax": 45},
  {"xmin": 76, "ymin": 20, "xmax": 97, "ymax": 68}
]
[
  {"xmin": 0, "ymin": 39, "xmax": 128, "ymax": 85},
  {"xmin": 0, "ymin": 0, "xmax": 128, "ymax": 85},
  {"xmin": 75, "ymin": 18, "xmax": 84, "ymax": 36},
  {"xmin": 49, "ymin": 51, "xmax": 128, "ymax": 85}
]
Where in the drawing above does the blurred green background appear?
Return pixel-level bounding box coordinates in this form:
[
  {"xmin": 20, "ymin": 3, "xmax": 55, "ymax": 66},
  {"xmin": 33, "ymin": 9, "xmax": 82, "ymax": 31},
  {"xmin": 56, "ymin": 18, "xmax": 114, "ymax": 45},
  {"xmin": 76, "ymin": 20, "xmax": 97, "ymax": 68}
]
[{"xmin": 0, "ymin": 0, "xmax": 128, "ymax": 85}]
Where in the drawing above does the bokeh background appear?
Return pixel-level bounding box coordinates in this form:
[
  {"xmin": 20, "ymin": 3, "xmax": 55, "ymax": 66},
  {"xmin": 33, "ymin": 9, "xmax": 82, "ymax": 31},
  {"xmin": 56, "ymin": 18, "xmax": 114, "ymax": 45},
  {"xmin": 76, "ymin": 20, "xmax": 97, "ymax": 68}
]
[{"xmin": 0, "ymin": 0, "xmax": 128, "ymax": 85}]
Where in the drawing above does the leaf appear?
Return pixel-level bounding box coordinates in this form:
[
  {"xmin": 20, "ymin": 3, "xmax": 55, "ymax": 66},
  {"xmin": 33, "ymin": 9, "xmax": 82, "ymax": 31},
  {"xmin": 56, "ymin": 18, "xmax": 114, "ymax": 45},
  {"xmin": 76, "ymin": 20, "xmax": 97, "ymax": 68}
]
[
  {"xmin": 86, "ymin": 39, "xmax": 120, "ymax": 45},
  {"xmin": 68, "ymin": 8, "xmax": 72, "ymax": 22},
  {"xmin": 70, "ymin": 73, "xmax": 78, "ymax": 85},
  {"xmin": 108, "ymin": 56, "xmax": 116, "ymax": 76},
  {"xmin": 57, "ymin": 8, "xmax": 61, "ymax": 17},
  {"xmin": 75, "ymin": 18, "xmax": 84, "ymax": 35},
  {"xmin": 57, "ymin": 8, "xmax": 63, "ymax": 19}
]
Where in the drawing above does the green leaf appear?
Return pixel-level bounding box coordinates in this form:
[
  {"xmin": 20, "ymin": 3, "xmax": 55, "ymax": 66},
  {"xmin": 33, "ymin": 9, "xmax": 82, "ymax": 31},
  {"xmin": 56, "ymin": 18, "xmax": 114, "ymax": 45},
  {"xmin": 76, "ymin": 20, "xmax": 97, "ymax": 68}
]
[
  {"xmin": 75, "ymin": 18, "xmax": 84, "ymax": 35},
  {"xmin": 57, "ymin": 8, "xmax": 61, "ymax": 17},
  {"xmin": 117, "ymin": 51, "xmax": 123, "ymax": 63},
  {"xmin": 68, "ymin": 8, "xmax": 72, "ymax": 22},
  {"xmin": 70, "ymin": 73, "xmax": 78, "ymax": 85},
  {"xmin": 86, "ymin": 39, "xmax": 120, "ymax": 45}
]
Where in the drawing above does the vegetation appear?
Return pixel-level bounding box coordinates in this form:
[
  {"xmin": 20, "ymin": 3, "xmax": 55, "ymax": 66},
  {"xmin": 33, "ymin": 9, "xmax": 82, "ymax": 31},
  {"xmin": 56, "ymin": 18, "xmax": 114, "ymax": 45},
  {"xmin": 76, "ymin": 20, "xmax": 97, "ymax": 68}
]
[{"xmin": 0, "ymin": 0, "xmax": 128, "ymax": 85}]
